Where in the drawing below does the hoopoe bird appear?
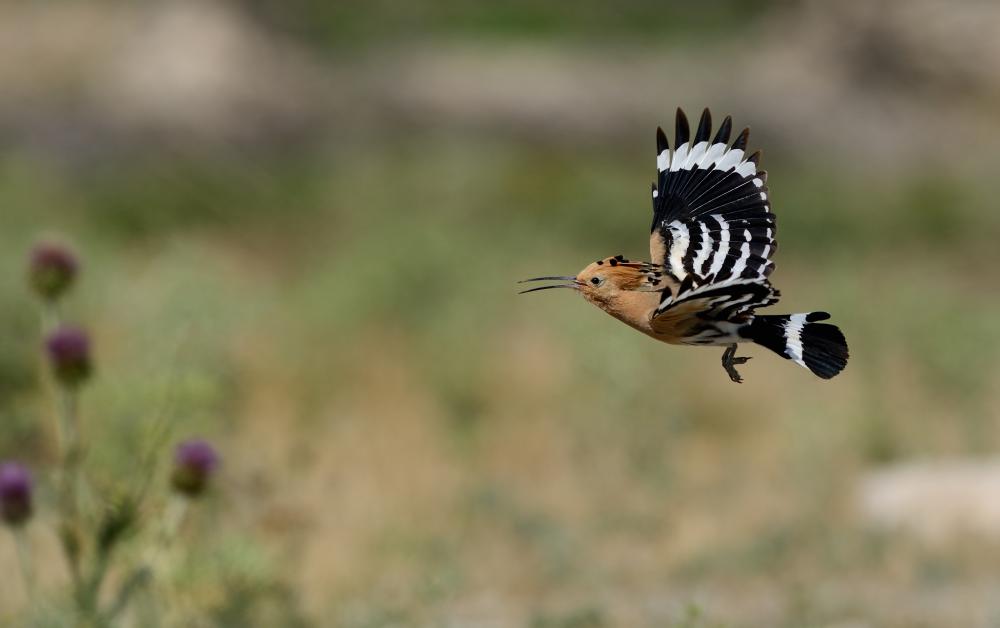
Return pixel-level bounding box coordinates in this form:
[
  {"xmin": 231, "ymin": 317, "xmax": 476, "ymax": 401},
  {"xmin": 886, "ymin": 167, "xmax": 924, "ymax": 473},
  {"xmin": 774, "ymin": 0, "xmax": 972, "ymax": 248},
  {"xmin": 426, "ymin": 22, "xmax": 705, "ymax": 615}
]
[{"xmin": 521, "ymin": 108, "xmax": 849, "ymax": 382}]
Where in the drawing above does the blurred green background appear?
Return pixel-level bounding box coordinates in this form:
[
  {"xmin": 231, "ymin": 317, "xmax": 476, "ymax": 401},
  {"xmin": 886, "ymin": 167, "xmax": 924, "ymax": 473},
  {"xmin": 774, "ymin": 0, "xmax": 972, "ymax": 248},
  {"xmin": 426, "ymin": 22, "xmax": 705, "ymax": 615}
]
[{"xmin": 3, "ymin": 1, "xmax": 1000, "ymax": 626}]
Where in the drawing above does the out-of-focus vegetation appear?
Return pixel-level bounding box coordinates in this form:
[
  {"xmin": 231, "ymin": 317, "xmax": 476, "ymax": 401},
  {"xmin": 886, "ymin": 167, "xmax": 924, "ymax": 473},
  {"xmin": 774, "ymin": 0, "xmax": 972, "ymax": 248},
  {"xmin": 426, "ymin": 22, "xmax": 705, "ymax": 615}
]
[
  {"xmin": 2, "ymin": 0, "xmax": 1000, "ymax": 626},
  {"xmin": 243, "ymin": 0, "xmax": 773, "ymax": 47}
]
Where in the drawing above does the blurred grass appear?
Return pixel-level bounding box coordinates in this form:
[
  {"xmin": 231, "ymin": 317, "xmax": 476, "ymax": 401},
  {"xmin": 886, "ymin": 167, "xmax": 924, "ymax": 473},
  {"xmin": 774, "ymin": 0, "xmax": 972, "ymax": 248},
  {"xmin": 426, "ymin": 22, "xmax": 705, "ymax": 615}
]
[{"xmin": 2, "ymin": 0, "xmax": 1000, "ymax": 623}]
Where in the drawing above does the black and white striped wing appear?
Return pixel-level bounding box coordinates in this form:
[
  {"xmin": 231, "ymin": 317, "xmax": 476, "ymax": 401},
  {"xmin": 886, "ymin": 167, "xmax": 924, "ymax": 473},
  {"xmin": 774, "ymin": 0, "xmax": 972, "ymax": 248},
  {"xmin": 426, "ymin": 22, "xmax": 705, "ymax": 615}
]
[
  {"xmin": 649, "ymin": 275, "xmax": 782, "ymax": 344},
  {"xmin": 654, "ymin": 274, "xmax": 781, "ymax": 324},
  {"xmin": 649, "ymin": 108, "xmax": 777, "ymax": 286}
]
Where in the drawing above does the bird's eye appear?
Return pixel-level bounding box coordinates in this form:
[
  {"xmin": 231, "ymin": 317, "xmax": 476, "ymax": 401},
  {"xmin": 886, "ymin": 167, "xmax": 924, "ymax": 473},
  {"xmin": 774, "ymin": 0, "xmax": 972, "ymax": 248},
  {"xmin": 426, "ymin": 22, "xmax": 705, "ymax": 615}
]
[{"xmin": 590, "ymin": 277, "xmax": 603, "ymax": 286}]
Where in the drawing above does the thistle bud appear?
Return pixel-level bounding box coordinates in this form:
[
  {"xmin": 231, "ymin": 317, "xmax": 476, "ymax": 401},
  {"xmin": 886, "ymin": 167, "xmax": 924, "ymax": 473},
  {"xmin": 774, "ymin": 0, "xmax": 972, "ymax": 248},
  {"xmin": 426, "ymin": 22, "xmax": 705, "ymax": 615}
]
[
  {"xmin": 0, "ymin": 462, "xmax": 33, "ymax": 526},
  {"xmin": 29, "ymin": 242, "xmax": 79, "ymax": 301},
  {"xmin": 45, "ymin": 326, "xmax": 92, "ymax": 387},
  {"xmin": 171, "ymin": 439, "xmax": 219, "ymax": 497}
]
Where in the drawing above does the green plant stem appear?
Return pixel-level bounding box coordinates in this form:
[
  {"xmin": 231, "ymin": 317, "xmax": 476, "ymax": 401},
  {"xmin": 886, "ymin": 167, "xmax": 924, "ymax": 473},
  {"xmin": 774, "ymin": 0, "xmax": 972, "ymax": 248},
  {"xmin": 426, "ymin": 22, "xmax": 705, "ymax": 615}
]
[
  {"xmin": 108, "ymin": 497, "xmax": 189, "ymax": 625},
  {"xmin": 41, "ymin": 302, "xmax": 60, "ymax": 336},
  {"xmin": 106, "ymin": 566, "xmax": 152, "ymax": 623},
  {"xmin": 42, "ymin": 302, "xmax": 87, "ymax": 603},
  {"xmin": 154, "ymin": 495, "xmax": 189, "ymax": 572},
  {"xmin": 151, "ymin": 496, "xmax": 188, "ymax": 628},
  {"xmin": 40, "ymin": 290, "xmax": 96, "ymax": 625},
  {"xmin": 59, "ymin": 387, "xmax": 82, "ymax": 470},
  {"xmin": 13, "ymin": 528, "xmax": 37, "ymax": 609},
  {"xmin": 57, "ymin": 384, "xmax": 85, "ymax": 596},
  {"xmin": 80, "ymin": 552, "xmax": 110, "ymax": 624}
]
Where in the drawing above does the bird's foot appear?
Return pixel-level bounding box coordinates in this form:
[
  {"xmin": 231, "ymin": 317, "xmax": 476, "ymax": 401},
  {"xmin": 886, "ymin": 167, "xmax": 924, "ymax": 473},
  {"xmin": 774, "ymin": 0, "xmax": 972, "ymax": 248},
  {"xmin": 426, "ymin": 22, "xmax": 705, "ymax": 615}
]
[{"xmin": 721, "ymin": 343, "xmax": 752, "ymax": 384}]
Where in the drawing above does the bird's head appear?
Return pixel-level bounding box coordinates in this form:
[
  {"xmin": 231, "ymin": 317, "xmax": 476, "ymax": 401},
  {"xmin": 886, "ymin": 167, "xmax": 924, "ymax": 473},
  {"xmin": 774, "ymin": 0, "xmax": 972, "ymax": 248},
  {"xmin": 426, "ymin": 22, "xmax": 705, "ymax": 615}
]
[{"xmin": 519, "ymin": 255, "xmax": 658, "ymax": 307}]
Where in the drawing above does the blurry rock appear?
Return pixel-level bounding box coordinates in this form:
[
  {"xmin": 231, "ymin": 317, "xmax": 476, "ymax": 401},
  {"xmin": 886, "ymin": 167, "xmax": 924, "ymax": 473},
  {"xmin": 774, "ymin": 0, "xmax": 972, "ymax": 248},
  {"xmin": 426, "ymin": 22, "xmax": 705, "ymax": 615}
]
[
  {"xmin": 94, "ymin": 1, "xmax": 324, "ymax": 144},
  {"xmin": 363, "ymin": 0, "xmax": 1000, "ymax": 171},
  {"xmin": 818, "ymin": 0, "xmax": 1000, "ymax": 100},
  {"xmin": 0, "ymin": 0, "xmax": 998, "ymax": 171},
  {"xmin": 858, "ymin": 458, "xmax": 1000, "ymax": 542},
  {"xmin": 0, "ymin": 1, "xmax": 327, "ymax": 153}
]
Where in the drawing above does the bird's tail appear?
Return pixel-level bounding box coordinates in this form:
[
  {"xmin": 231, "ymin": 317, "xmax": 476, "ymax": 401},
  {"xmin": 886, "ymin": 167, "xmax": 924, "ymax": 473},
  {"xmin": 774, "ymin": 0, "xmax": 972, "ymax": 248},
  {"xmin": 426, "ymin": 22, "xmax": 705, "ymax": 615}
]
[{"xmin": 741, "ymin": 312, "xmax": 849, "ymax": 379}]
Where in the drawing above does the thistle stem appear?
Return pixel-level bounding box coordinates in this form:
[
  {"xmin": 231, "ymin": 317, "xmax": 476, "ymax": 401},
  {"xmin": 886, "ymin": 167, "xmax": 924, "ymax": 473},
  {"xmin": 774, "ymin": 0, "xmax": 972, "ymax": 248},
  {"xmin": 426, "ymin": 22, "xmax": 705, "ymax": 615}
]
[
  {"xmin": 59, "ymin": 387, "xmax": 81, "ymax": 468},
  {"xmin": 57, "ymin": 384, "xmax": 85, "ymax": 595},
  {"xmin": 41, "ymin": 302, "xmax": 60, "ymax": 336},
  {"xmin": 13, "ymin": 528, "xmax": 37, "ymax": 608},
  {"xmin": 109, "ymin": 497, "xmax": 188, "ymax": 625},
  {"xmin": 80, "ymin": 550, "xmax": 110, "ymax": 623},
  {"xmin": 154, "ymin": 495, "xmax": 189, "ymax": 570}
]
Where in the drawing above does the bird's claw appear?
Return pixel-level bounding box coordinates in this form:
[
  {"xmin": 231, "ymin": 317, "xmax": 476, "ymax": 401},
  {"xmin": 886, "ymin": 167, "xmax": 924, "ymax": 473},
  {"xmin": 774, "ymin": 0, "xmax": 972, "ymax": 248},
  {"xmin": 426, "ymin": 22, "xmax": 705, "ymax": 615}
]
[{"xmin": 721, "ymin": 344, "xmax": 751, "ymax": 384}]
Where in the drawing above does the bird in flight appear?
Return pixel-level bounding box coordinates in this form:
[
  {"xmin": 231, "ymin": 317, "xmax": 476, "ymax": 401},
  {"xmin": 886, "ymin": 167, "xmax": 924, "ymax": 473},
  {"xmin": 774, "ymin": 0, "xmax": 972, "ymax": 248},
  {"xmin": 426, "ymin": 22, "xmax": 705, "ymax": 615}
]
[{"xmin": 520, "ymin": 108, "xmax": 848, "ymax": 382}]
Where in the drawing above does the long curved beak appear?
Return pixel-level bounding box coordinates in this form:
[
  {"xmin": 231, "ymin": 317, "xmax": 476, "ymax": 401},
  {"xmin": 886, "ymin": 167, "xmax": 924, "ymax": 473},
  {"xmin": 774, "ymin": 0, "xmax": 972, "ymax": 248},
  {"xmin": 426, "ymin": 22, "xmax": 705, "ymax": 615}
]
[{"xmin": 517, "ymin": 276, "xmax": 579, "ymax": 294}]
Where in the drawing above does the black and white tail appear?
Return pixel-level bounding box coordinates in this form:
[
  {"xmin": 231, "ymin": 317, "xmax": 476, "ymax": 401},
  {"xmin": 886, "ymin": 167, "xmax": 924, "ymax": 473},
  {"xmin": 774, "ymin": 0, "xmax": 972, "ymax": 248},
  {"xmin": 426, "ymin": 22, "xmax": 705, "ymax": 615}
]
[{"xmin": 741, "ymin": 312, "xmax": 849, "ymax": 379}]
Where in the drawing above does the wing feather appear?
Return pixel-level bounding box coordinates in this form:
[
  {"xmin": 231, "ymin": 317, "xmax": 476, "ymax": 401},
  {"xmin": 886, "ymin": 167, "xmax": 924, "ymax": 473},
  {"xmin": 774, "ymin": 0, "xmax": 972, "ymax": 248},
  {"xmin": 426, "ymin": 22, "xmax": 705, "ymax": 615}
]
[
  {"xmin": 653, "ymin": 276, "xmax": 781, "ymax": 323},
  {"xmin": 649, "ymin": 108, "xmax": 777, "ymax": 289}
]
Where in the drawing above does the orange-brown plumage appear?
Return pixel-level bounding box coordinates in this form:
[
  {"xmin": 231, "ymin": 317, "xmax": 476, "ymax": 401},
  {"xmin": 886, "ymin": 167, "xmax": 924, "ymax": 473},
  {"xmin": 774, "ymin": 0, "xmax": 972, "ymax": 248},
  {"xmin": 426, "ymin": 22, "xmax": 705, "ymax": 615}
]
[{"xmin": 574, "ymin": 258, "xmax": 677, "ymax": 341}]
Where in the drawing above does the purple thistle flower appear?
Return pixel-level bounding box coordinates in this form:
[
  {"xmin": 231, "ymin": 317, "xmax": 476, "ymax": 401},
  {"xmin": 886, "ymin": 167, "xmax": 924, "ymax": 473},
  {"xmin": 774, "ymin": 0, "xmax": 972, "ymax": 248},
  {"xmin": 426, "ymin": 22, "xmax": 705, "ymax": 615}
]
[
  {"xmin": 171, "ymin": 439, "xmax": 220, "ymax": 497},
  {"xmin": 0, "ymin": 462, "xmax": 33, "ymax": 526},
  {"xmin": 46, "ymin": 326, "xmax": 93, "ymax": 387},
  {"xmin": 29, "ymin": 241, "xmax": 79, "ymax": 301}
]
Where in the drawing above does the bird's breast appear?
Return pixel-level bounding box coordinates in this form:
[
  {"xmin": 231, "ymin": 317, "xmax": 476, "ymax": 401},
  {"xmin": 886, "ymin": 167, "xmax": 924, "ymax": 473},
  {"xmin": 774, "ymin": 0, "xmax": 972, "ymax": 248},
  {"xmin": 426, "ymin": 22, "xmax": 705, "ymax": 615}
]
[{"xmin": 586, "ymin": 291, "xmax": 670, "ymax": 341}]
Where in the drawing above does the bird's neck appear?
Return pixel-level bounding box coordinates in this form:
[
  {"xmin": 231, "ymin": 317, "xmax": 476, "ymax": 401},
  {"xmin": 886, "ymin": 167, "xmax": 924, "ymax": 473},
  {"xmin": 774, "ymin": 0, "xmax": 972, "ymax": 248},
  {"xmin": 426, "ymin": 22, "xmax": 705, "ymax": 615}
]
[{"xmin": 587, "ymin": 290, "xmax": 660, "ymax": 334}]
